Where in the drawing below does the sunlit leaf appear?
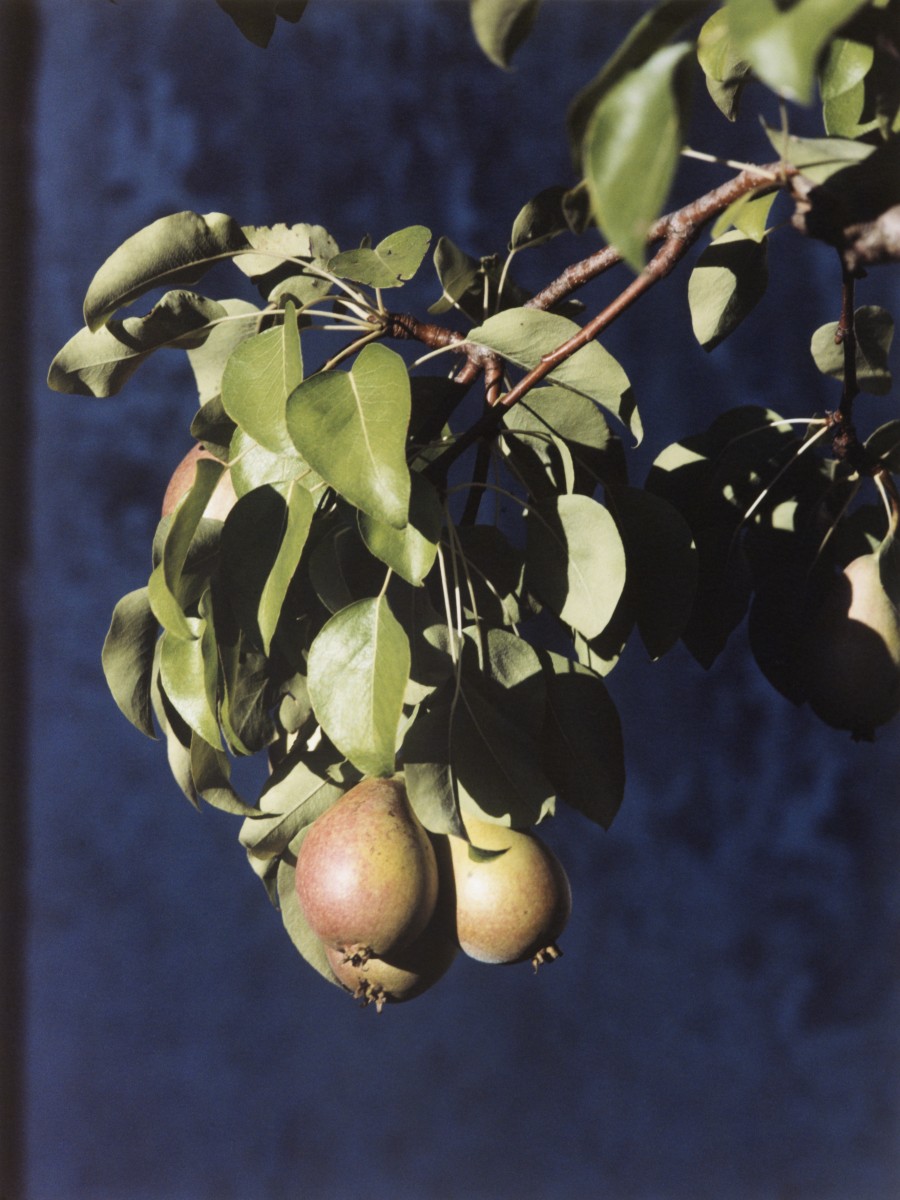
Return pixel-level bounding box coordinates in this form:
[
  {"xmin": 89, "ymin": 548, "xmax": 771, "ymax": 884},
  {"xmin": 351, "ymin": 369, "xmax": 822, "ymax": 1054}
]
[
  {"xmin": 688, "ymin": 230, "xmax": 769, "ymax": 351},
  {"xmin": 726, "ymin": 0, "xmax": 869, "ymax": 104},
  {"xmin": 83, "ymin": 211, "xmax": 249, "ymax": 330},
  {"xmin": 567, "ymin": 0, "xmax": 707, "ymax": 165},
  {"xmin": 287, "ymin": 342, "xmax": 411, "ymax": 528},
  {"xmin": 810, "ymin": 305, "xmax": 894, "ymax": 395},
  {"xmin": 358, "ymin": 472, "xmax": 442, "ymax": 586},
  {"xmin": 49, "ymin": 291, "xmax": 227, "ymax": 398},
  {"xmin": 583, "ymin": 41, "xmax": 693, "ymax": 272},
  {"xmin": 469, "ymin": 0, "xmax": 541, "ymax": 68},
  {"xmin": 186, "ymin": 298, "xmax": 260, "ymax": 405},
  {"xmin": 307, "ymin": 596, "xmax": 411, "ymax": 777},
  {"xmin": 710, "ymin": 190, "xmax": 777, "ymax": 242},
  {"xmin": 221, "ymin": 305, "xmax": 302, "ymax": 454},
  {"xmin": 467, "ymin": 308, "xmax": 641, "ymax": 443},
  {"xmin": 762, "ymin": 126, "xmax": 873, "ymax": 184},
  {"xmin": 525, "ymin": 493, "xmax": 626, "ymax": 640},
  {"xmin": 697, "ymin": 8, "xmax": 752, "ymax": 121},
  {"xmin": 158, "ymin": 622, "xmax": 221, "ymax": 750},
  {"xmin": 237, "ymin": 222, "xmax": 338, "ymax": 304},
  {"xmin": 328, "ymin": 226, "xmax": 431, "ymax": 288}
]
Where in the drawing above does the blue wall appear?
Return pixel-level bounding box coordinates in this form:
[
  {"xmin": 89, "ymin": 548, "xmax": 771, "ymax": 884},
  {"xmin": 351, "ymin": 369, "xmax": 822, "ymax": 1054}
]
[{"xmin": 26, "ymin": 3, "xmax": 900, "ymax": 1197}]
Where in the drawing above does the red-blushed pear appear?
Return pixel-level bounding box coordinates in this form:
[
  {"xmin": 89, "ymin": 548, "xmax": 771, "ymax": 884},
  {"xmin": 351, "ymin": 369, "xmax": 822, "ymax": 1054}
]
[
  {"xmin": 325, "ymin": 925, "xmax": 459, "ymax": 1012},
  {"xmin": 799, "ymin": 550, "xmax": 900, "ymax": 740},
  {"xmin": 295, "ymin": 777, "xmax": 439, "ymax": 964},
  {"xmin": 161, "ymin": 443, "xmax": 237, "ymax": 522},
  {"xmin": 448, "ymin": 817, "xmax": 571, "ymax": 970}
]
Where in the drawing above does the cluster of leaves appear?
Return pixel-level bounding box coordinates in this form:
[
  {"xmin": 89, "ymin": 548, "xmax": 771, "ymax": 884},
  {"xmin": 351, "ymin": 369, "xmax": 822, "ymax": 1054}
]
[{"xmin": 52, "ymin": 0, "xmax": 900, "ymax": 974}]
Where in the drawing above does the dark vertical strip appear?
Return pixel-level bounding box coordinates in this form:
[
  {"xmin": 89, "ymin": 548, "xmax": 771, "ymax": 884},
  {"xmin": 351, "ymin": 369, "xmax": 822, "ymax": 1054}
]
[{"xmin": 0, "ymin": 1, "xmax": 37, "ymax": 1197}]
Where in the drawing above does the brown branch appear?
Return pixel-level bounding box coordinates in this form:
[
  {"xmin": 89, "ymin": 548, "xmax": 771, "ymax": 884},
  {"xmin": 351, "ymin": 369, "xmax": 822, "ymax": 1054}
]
[{"xmin": 835, "ymin": 264, "xmax": 858, "ymax": 421}]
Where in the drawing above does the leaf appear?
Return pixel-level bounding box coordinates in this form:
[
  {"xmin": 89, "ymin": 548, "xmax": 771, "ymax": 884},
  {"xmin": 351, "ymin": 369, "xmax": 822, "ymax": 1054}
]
[
  {"xmin": 228, "ymin": 427, "xmax": 320, "ymax": 498},
  {"xmin": 697, "ymin": 7, "xmax": 752, "ymax": 120},
  {"xmin": 220, "ymin": 482, "xmax": 314, "ymax": 653},
  {"xmin": 101, "ymin": 588, "xmax": 159, "ymax": 738},
  {"xmin": 810, "ymin": 305, "xmax": 894, "ymax": 395},
  {"xmin": 710, "ymin": 190, "xmax": 777, "ymax": 242},
  {"xmin": 525, "ymin": 493, "xmax": 626, "ymax": 640},
  {"xmin": 215, "ymin": 1, "xmax": 307, "ymax": 48},
  {"xmin": 238, "ymin": 222, "xmax": 339, "ymax": 305},
  {"xmin": 286, "ymin": 342, "xmax": 412, "ymax": 528},
  {"xmin": 725, "ymin": 0, "xmax": 869, "ymax": 104},
  {"xmin": 189, "ymin": 734, "xmax": 262, "ymax": 817},
  {"xmin": 503, "ymin": 385, "xmax": 627, "ymax": 493},
  {"xmin": 213, "ymin": 600, "xmax": 276, "ymax": 756},
  {"xmin": 83, "ymin": 211, "xmax": 249, "ymax": 331},
  {"xmin": 307, "ymin": 596, "xmax": 411, "ymax": 778},
  {"xmin": 539, "ymin": 651, "xmax": 625, "ymax": 830},
  {"xmin": 240, "ymin": 746, "xmax": 346, "ymax": 860},
  {"xmin": 186, "ymin": 298, "xmax": 260, "ymax": 405},
  {"xmin": 688, "ymin": 230, "xmax": 769, "ymax": 351},
  {"xmin": 158, "ymin": 622, "xmax": 221, "ymax": 750},
  {"xmin": 567, "ymin": 0, "xmax": 708, "ymax": 166},
  {"xmin": 820, "ymin": 34, "xmax": 875, "ymax": 101},
  {"xmin": 328, "ymin": 226, "xmax": 431, "ymax": 289},
  {"xmin": 221, "ymin": 306, "xmax": 302, "ymax": 454},
  {"xmin": 453, "ymin": 525, "xmax": 529, "ymax": 627},
  {"xmin": 509, "ymin": 186, "xmax": 571, "ymax": 251},
  {"xmin": 358, "ymin": 471, "xmax": 443, "ymax": 586},
  {"xmin": 147, "ymin": 457, "xmax": 226, "ymax": 638},
  {"xmin": 467, "ymin": 308, "xmax": 641, "ymax": 443},
  {"xmin": 762, "ymin": 126, "xmax": 874, "ymax": 184},
  {"xmin": 583, "ymin": 41, "xmax": 694, "ymax": 272},
  {"xmin": 276, "ymin": 840, "xmax": 341, "ymax": 987},
  {"xmin": 469, "ymin": 0, "xmax": 541, "ymax": 68},
  {"xmin": 608, "ymin": 485, "xmax": 697, "ymax": 660},
  {"xmin": 866, "ymin": 421, "xmax": 900, "ymax": 472},
  {"xmin": 48, "ymin": 291, "xmax": 227, "ymax": 398}
]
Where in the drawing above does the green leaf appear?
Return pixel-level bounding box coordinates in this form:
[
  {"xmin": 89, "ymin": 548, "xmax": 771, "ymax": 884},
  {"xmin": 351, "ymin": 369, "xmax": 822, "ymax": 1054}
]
[
  {"xmin": 725, "ymin": 0, "xmax": 869, "ymax": 104},
  {"xmin": 567, "ymin": 0, "xmax": 708, "ymax": 166},
  {"xmin": 228, "ymin": 427, "xmax": 320, "ymax": 498},
  {"xmin": 158, "ymin": 622, "xmax": 221, "ymax": 750},
  {"xmin": 866, "ymin": 421, "xmax": 900, "ymax": 472},
  {"xmin": 469, "ymin": 0, "xmax": 541, "ymax": 68},
  {"xmin": 358, "ymin": 471, "xmax": 443, "ymax": 586},
  {"xmin": 688, "ymin": 230, "xmax": 769, "ymax": 351},
  {"xmin": 525, "ymin": 493, "xmax": 626, "ymax": 640},
  {"xmin": 810, "ymin": 305, "xmax": 894, "ymax": 395},
  {"xmin": 186, "ymin": 298, "xmax": 260, "ymax": 405},
  {"xmin": 503, "ymin": 385, "xmax": 627, "ymax": 494},
  {"xmin": 238, "ymin": 222, "xmax": 339, "ymax": 305},
  {"xmin": 48, "ymin": 291, "xmax": 227, "ymax": 398},
  {"xmin": 710, "ymin": 190, "xmax": 777, "ymax": 242},
  {"xmin": 148, "ymin": 458, "xmax": 225, "ymax": 638},
  {"xmin": 509, "ymin": 186, "xmax": 571, "ymax": 251},
  {"xmin": 221, "ymin": 306, "xmax": 302, "ymax": 455},
  {"xmin": 101, "ymin": 588, "xmax": 159, "ymax": 738},
  {"xmin": 287, "ymin": 342, "xmax": 412, "ymax": 528},
  {"xmin": 583, "ymin": 41, "xmax": 694, "ymax": 272},
  {"xmin": 453, "ymin": 525, "xmax": 529, "ymax": 627},
  {"xmin": 219, "ymin": 481, "xmax": 314, "ymax": 652},
  {"xmin": 240, "ymin": 746, "xmax": 347, "ymax": 861},
  {"xmin": 307, "ymin": 596, "xmax": 411, "ymax": 778},
  {"xmin": 697, "ymin": 8, "xmax": 752, "ymax": 120},
  {"xmin": 83, "ymin": 211, "xmax": 249, "ymax": 330},
  {"xmin": 276, "ymin": 838, "xmax": 341, "ymax": 987},
  {"xmin": 608, "ymin": 485, "xmax": 697, "ymax": 660},
  {"xmin": 213, "ymin": 600, "xmax": 276, "ymax": 757},
  {"xmin": 216, "ymin": 0, "xmax": 307, "ymax": 48},
  {"xmin": 467, "ymin": 308, "xmax": 641, "ymax": 443},
  {"xmin": 539, "ymin": 651, "xmax": 624, "ymax": 830},
  {"xmin": 189, "ymin": 734, "xmax": 261, "ymax": 817},
  {"xmin": 328, "ymin": 226, "xmax": 431, "ymax": 289},
  {"xmin": 820, "ymin": 34, "xmax": 875, "ymax": 100},
  {"xmin": 762, "ymin": 126, "xmax": 873, "ymax": 184}
]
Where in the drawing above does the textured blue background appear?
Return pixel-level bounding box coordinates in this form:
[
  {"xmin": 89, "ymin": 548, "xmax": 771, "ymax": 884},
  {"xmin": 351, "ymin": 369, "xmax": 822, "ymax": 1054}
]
[{"xmin": 26, "ymin": 3, "xmax": 900, "ymax": 1197}]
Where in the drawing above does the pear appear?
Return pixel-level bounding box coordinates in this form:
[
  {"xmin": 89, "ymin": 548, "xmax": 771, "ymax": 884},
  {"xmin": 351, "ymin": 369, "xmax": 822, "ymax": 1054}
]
[
  {"xmin": 800, "ymin": 550, "xmax": 900, "ymax": 739},
  {"xmin": 325, "ymin": 921, "xmax": 458, "ymax": 1012},
  {"xmin": 295, "ymin": 777, "xmax": 439, "ymax": 964},
  {"xmin": 448, "ymin": 818, "xmax": 571, "ymax": 969},
  {"xmin": 161, "ymin": 443, "xmax": 237, "ymax": 522}
]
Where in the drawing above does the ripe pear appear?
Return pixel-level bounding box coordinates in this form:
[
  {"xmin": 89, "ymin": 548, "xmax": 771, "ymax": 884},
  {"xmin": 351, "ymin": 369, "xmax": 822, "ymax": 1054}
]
[
  {"xmin": 295, "ymin": 777, "xmax": 439, "ymax": 964},
  {"xmin": 162, "ymin": 443, "xmax": 237, "ymax": 522},
  {"xmin": 448, "ymin": 818, "xmax": 571, "ymax": 969},
  {"xmin": 800, "ymin": 550, "xmax": 900, "ymax": 739}
]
